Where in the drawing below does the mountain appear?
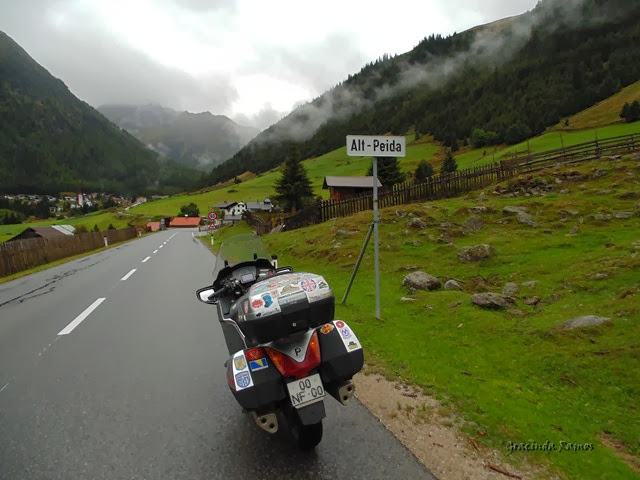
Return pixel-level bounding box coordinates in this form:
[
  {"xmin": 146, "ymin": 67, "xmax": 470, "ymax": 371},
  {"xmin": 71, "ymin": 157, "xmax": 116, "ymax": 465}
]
[
  {"xmin": 0, "ymin": 31, "xmax": 200, "ymax": 196},
  {"xmin": 209, "ymin": 0, "xmax": 640, "ymax": 184},
  {"xmin": 99, "ymin": 104, "xmax": 259, "ymax": 172}
]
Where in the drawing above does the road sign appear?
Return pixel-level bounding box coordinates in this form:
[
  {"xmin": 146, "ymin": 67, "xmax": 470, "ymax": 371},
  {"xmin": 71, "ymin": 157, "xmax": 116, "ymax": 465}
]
[
  {"xmin": 346, "ymin": 135, "xmax": 406, "ymax": 158},
  {"xmin": 208, "ymin": 211, "xmax": 217, "ymax": 220}
]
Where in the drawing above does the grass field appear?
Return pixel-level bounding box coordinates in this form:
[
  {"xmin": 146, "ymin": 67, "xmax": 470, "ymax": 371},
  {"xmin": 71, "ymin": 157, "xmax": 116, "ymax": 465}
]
[
  {"xmin": 261, "ymin": 155, "xmax": 640, "ymax": 479},
  {"xmin": 552, "ymin": 81, "xmax": 640, "ymax": 130},
  {"xmin": 0, "ymin": 211, "xmax": 139, "ymax": 242},
  {"xmin": 129, "ymin": 135, "xmax": 440, "ymax": 217},
  {"xmin": 130, "ymin": 120, "xmax": 640, "ymax": 219}
]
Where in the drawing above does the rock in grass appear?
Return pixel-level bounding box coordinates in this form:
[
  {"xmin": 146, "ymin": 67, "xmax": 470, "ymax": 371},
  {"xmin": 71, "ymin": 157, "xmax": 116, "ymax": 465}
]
[
  {"xmin": 458, "ymin": 244, "xmax": 494, "ymax": 262},
  {"xmin": 502, "ymin": 282, "xmax": 520, "ymax": 296},
  {"xmin": 402, "ymin": 271, "xmax": 441, "ymax": 291},
  {"xmin": 444, "ymin": 280, "xmax": 462, "ymax": 291},
  {"xmin": 471, "ymin": 293, "xmax": 516, "ymax": 309},
  {"xmin": 507, "ymin": 309, "xmax": 527, "ymax": 318},
  {"xmin": 521, "ymin": 280, "xmax": 537, "ymax": 288},
  {"xmin": 614, "ymin": 211, "xmax": 633, "ymax": 219},
  {"xmin": 400, "ymin": 297, "xmax": 417, "ymax": 302},
  {"xmin": 503, "ymin": 206, "xmax": 527, "ymax": 216},
  {"xmin": 524, "ymin": 296, "xmax": 541, "ymax": 305},
  {"xmin": 408, "ymin": 217, "xmax": 428, "ymax": 229},
  {"xmin": 463, "ymin": 216, "xmax": 485, "ymax": 231},
  {"xmin": 470, "ymin": 206, "xmax": 488, "ymax": 214},
  {"xmin": 517, "ymin": 211, "xmax": 536, "ymax": 227},
  {"xmin": 562, "ymin": 315, "xmax": 610, "ymax": 330},
  {"xmin": 336, "ymin": 229, "xmax": 358, "ymax": 236},
  {"xmin": 398, "ymin": 265, "xmax": 420, "ymax": 271}
]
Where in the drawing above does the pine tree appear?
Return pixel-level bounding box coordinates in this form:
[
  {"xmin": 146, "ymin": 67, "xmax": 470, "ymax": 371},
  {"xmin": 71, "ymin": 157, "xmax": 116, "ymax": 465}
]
[
  {"xmin": 441, "ymin": 149, "xmax": 458, "ymax": 174},
  {"xmin": 274, "ymin": 150, "xmax": 313, "ymax": 212},
  {"xmin": 367, "ymin": 157, "xmax": 405, "ymax": 187},
  {"xmin": 414, "ymin": 160, "xmax": 434, "ymax": 183}
]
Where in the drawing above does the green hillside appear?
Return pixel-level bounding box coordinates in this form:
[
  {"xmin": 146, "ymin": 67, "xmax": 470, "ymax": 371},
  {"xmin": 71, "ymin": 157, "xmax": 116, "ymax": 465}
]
[
  {"xmin": 263, "ymin": 153, "xmax": 640, "ymax": 479},
  {"xmin": 0, "ymin": 31, "xmax": 199, "ymax": 195},
  {"xmin": 209, "ymin": 0, "xmax": 640, "ymax": 186},
  {"xmin": 129, "ymin": 119, "xmax": 640, "ymax": 217},
  {"xmin": 552, "ymin": 80, "xmax": 640, "ymax": 130}
]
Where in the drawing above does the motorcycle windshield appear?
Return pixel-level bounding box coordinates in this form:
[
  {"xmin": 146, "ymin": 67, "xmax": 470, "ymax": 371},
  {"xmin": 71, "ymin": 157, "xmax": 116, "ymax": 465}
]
[{"xmin": 214, "ymin": 233, "xmax": 271, "ymax": 274}]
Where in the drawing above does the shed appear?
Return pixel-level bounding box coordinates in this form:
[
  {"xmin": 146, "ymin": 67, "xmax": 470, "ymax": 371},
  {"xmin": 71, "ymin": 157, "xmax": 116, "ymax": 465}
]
[
  {"xmin": 147, "ymin": 221, "xmax": 161, "ymax": 232},
  {"xmin": 8, "ymin": 226, "xmax": 74, "ymax": 241},
  {"xmin": 322, "ymin": 176, "xmax": 382, "ymax": 201}
]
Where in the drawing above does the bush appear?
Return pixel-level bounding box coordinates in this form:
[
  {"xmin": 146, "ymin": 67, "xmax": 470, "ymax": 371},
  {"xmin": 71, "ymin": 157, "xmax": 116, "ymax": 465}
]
[
  {"xmin": 179, "ymin": 202, "xmax": 200, "ymax": 217},
  {"xmin": 620, "ymin": 101, "xmax": 640, "ymax": 123},
  {"xmin": 75, "ymin": 225, "xmax": 89, "ymax": 234},
  {"xmin": 441, "ymin": 149, "xmax": 458, "ymax": 174},
  {"xmin": 414, "ymin": 160, "xmax": 435, "ymax": 183},
  {"xmin": 504, "ymin": 123, "xmax": 532, "ymax": 145},
  {"xmin": 471, "ymin": 128, "xmax": 500, "ymax": 148}
]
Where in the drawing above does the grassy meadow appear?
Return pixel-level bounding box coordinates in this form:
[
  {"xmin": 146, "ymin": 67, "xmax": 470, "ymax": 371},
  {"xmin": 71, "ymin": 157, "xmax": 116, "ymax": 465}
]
[
  {"xmin": 260, "ymin": 155, "xmax": 640, "ymax": 479},
  {"xmin": 129, "ymin": 121, "xmax": 640, "ymax": 219}
]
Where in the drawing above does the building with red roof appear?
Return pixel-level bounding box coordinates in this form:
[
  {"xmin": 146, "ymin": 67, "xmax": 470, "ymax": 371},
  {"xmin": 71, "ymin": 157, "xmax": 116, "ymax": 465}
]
[{"xmin": 168, "ymin": 217, "xmax": 203, "ymax": 228}]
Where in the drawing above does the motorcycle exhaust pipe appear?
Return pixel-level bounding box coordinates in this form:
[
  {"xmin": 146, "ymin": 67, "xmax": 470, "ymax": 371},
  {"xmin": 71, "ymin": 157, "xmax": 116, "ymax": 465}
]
[
  {"xmin": 327, "ymin": 380, "xmax": 356, "ymax": 405},
  {"xmin": 252, "ymin": 412, "xmax": 278, "ymax": 434}
]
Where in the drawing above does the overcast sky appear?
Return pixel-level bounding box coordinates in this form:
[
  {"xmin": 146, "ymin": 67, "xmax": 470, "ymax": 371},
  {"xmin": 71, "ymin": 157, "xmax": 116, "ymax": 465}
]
[{"xmin": 1, "ymin": 0, "xmax": 538, "ymax": 129}]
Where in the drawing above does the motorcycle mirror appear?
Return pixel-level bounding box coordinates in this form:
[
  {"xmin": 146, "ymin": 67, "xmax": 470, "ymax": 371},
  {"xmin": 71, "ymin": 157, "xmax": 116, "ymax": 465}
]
[
  {"xmin": 196, "ymin": 286, "xmax": 217, "ymax": 304},
  {"xmin": 253, "ymin": 252, "xmax": 258, "ymax": 260},
  {"xmin": 271, "ymin": 254, "xmax": 278, "ymax": 269}
]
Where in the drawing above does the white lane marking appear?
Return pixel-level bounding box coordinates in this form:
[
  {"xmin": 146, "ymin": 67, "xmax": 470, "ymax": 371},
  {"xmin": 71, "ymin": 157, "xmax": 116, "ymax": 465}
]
[
  {"xmin": 58, "ymin": 298, "xmax": 106, "ymax": 335},
  {"xmin": 120, "ymin": 269, "xmax": 137, "ymax": 281},
  {"xmin": 153, "ymin": 250, "xmax": 158, "ymax": 254},
  {"xmin": 0, "ymin": 383, "xmax": 8, "ymax": 393},
  {"xmin": 159, "ymin": 245, "xmax": 163, "ymax": 249},
  {"xmin": 142, "ymin": 256, "xmax": 151, "ymax": 263}
]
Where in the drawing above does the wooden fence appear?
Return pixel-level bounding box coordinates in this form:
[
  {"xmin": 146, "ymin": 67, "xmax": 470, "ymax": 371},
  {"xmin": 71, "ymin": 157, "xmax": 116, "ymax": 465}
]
[
  {"xmin": 239, "ymin": 132, "xmax": 640, "ymax": 234},
  {"xmin": 0, "ymin": 228, "xmax": 137, "ymax": 277}
]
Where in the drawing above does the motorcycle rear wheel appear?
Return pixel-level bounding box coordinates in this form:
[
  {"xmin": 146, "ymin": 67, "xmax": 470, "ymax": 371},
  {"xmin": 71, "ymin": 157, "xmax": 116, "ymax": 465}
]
[{"xmin": 291, "ymin": 420, "xmax": 323, "ymax": 450}]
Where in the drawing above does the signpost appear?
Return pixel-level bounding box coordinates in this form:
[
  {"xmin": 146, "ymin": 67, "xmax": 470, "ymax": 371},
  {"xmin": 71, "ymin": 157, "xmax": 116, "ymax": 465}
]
[
  {"xmin": 208, "ymin": 211, "xmax": 217, "ymax": 245},
  {"xmin": 344, "ymin": 135, "xmax": 406, "ymax": 320}
]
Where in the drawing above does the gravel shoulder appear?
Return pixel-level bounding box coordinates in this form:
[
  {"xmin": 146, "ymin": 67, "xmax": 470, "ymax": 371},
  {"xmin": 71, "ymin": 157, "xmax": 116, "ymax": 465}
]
[{"xmin": 354, "ymin": 368, "xmax": 551, "ymax": 480}]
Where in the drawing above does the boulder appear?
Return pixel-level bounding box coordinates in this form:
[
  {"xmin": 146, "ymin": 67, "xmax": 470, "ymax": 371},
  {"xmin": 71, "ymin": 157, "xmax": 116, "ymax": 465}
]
[
  {"xmin": 503, "ymin": 206, "xmax": 527, "ymax": 216},
  {"xmin": 458, "ymin": 244, "xmax": 494, "ymax": 262},
  {"xmin": 524, "ymin": 296, "xmax": 541, "ymax": 305},
  {"xmin": 507, "ymin": 309, "xmax": 527, "ymax": 318},
  {"xmin": 444, "ymin": 280, "xmax": 462, "ymax": 291},
  {"xmin": 502, "ymin": 282, "xmax": 520, "ymax": 297},
  {"xmin": 402, "ymin": 271, "xmax": 441, "ymax": 291},
  {"xmin": 614, "ymin": 211, "xmax": 633, "ymax": 220},
  {"xmin": 400, "ymin": 297, "xmax": 417, "ymax": 302},
  {"xmin": 336, "ymin": 229, "xmax": 358, "ymax": 236},
  {"xmin": 408, "ymin": 217, "xmax": 428, "ymax": 229},
  {"xmin": 398, "ymin": 265, "xmax": 420, "ymax": 271},
  {"xmin": 517, "ymin": 211, "xmax": 536, "ymax": 227},
  {"xmin": 463, "ymin": 216, "xmax": 485, "ymax": 231},
  {"xmin": 396, "ymin": 210, "xmax": 407, "ymax": 217},
  {"xmin": 471, "ymin": 293, "xmax": 516, "ymax": 309},
  {"xmin": 562, "ymin": 315, "xmax": 610, "ymax": 330}
]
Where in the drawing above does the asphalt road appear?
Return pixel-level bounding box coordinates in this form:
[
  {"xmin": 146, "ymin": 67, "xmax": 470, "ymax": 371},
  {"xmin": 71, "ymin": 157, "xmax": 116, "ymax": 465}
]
[{"xmin": 0, "ymin": 230, "xmax": 435, "ymax": 480}]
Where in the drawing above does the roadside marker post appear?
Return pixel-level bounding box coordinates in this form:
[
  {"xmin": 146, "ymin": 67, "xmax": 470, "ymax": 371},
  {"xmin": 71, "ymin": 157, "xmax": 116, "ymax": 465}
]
[{"xmin": 344, "ymin": 135, "xmax": 406, "ymax": 320}]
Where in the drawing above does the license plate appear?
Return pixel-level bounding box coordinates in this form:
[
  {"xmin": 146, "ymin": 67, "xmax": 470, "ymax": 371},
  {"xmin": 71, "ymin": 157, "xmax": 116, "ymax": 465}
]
[{"xmin": 286, "ymin": 373, "xmax": 325, "ymax": 409}]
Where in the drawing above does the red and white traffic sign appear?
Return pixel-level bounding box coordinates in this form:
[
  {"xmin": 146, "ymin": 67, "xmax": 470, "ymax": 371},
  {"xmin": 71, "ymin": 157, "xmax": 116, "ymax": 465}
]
[{"xmin": 208, "ymin": 211, "xmax": 218, "ymax": 220}]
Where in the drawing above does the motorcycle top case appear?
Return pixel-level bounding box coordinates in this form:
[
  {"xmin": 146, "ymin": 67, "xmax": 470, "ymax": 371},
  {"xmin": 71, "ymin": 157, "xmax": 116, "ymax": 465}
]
[{"xmin": 238, "ymin": 272, "xmax": 334, "ymax": 344}]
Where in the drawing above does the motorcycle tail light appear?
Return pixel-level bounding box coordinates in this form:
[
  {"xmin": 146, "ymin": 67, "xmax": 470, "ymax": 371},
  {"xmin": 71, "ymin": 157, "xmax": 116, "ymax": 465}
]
[
  {"xmin": 265, "ymin": 331, "xmax": 321, "ymax": 379},
  {"xmin": 245, "ymin": 347, "xmax": 264, "ymax": 361}
]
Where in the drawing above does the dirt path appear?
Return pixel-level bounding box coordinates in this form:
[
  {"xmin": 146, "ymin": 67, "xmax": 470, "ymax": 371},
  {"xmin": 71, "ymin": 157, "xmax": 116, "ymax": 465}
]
[{"xmin": 353, "ymin": 368, "xmax": 552, "ymax": 480}]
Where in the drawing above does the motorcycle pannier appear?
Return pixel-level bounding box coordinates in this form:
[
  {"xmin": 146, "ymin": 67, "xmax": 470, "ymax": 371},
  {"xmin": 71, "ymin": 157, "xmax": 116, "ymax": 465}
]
[{"xmin": 239, "ymin": 273, "xmax": 334, "ymax": 344}]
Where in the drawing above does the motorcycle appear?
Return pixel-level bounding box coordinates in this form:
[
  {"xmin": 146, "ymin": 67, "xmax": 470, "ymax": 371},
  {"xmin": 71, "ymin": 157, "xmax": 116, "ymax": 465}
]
[{"xmin": 195, "ymin": 234, "xmax": 364, "ymax": 449}]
